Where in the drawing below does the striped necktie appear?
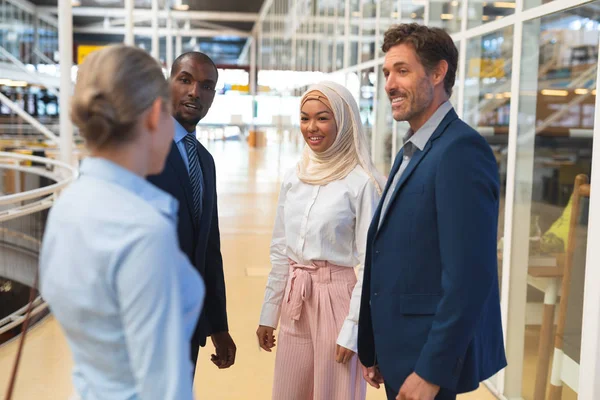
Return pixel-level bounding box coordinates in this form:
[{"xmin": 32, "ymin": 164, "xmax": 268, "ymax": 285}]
[{"xmin": 182, "ymin": 133, "xmax": 203, "ymax": 222}]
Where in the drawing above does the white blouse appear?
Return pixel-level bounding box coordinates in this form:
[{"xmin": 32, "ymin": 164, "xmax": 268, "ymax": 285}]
[{"xmin": 259, "ymin": 165, "xmax": 381, "ymax": 352}]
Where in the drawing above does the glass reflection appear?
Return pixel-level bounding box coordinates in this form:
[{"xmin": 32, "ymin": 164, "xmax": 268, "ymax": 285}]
[{"xmin": 513, "ymin": 4, "xmax": 598, "ymax": 399}]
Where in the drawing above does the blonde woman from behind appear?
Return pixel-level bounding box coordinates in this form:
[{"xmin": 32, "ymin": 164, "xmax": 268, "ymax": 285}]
[{"xmin": 40, "ymin": 45, "xmax": 204, "ymax": 400}]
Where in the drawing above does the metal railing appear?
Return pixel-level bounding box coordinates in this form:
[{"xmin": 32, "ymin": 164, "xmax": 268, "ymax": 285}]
[{"xmin": 0, "ymin": 150, "xmax": 77, "ymax": 337}]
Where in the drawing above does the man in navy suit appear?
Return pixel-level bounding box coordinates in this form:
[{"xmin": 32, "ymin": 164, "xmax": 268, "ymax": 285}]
[
  {"xmin": 148, "ymin": 52, "xmax": 236, "ymax": 374},
  {"xmin": 357, "ymin": 24, "xmax": 507, "ymax": 400}
]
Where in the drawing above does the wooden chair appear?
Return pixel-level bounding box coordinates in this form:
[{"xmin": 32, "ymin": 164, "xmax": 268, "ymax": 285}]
[{"xmin": 546, "ymin": 174, "xmax": 590, "ymax": 400}]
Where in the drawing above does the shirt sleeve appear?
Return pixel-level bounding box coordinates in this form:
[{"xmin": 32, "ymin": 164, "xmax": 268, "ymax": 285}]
[
  {"xmin": 336, "ymin": 179, "xmax": 381, "ymax": 352},
  {"xmin": 114, "ymin": 223, "xmax": 197, "ymax": 400},
  {"xmin": 259, "ymin": 172, "xmax": 292, "ymax": 328}
]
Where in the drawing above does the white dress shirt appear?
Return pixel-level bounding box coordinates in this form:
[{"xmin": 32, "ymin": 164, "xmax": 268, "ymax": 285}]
[{"xmin": 259, "ymin": 165, "xmax": 380, "ymax": 352}]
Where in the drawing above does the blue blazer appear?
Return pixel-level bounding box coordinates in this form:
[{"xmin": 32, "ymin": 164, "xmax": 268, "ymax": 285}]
[
  {"xmin": 148, "ymin": 141, "xmax": 228, "ymax": 346},
  {"xmin": 357, "ymin": 109, "xmax": 507, "ymax": 393}
]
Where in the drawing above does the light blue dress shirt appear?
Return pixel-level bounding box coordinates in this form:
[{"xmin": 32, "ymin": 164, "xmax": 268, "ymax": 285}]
[
  {"xmin": 174, "ymin": 118, "xmax": 204, "ymax": 218},
  {"xmin": 40, "ymin": 157, "xmax": 204, "ymax": 400},
  {"xmin": 174, "ymin": 118, "xmax": 193, "ymax": 172}
]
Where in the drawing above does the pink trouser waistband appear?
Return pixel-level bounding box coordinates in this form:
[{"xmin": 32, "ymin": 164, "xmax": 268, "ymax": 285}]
[{"xmin": 286, "ymin": 259, "xmax": 355, "ymax": 321}]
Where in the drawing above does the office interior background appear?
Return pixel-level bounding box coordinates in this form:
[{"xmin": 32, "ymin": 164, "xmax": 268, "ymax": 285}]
[{"xmin": 1, "ymin": 0, "xmax": 600, "ymax": 399}]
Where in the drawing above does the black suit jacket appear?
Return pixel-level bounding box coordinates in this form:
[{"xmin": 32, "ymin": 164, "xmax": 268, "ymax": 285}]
[{"xmin": 148, "ymin": 141, "xmax": 228, "ymax": 346}]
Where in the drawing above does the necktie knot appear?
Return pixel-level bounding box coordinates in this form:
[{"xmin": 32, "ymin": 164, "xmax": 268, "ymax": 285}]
[
  {"xmin": 183, "ymin": 133, "xmax": 197, "ymax": 150},
  {"xmin": 404, "ymin": 141, "xmax": 415, "ymax": 158}
]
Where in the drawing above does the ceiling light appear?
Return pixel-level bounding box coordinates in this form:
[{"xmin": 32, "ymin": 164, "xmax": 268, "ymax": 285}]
[
  {"xmin": 593, "ymin": 89, "xmax": 597, "ymax": 96},
  {"xmin": 71, "ymin": 0, "xmax": 81, "ymax": 6},
  {"xmin": 1, "ymin": 80, "xmax": 28, "ymax": 87},
  {"xmin": 484, "ymin": 93, "xmax": 494, "ymax": 99},
  {"xmin": 574, "ymin": 88, "xmax": 589, "ymax": 95},
  {"xmin": 541, "ymin": 89, "xmax": 568, "ymax": 97},
  {"xmin": 451, "ymin": 1, "xmax": 459, "ymax": 6},
  {"xmin": 441, "ymin": 13, "xmax": 454, "ymax": 20},
  {"xmin": 493, "ymin": 2, "xmax": 516, "ymax": 8},
  {"xmin": 482, "ymin": 15, "xmax": 490, "ymax": 21},
  {"xmin": 503, "ymin": 92, "xmax": 511, "ymax": 98}
]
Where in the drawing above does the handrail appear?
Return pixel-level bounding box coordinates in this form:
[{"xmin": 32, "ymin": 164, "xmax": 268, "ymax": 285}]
[
  {"xmin": 33, "ymin": 48, "xmax": 57, "ymax": 66},
  {"xmin": 0, "ymin": 151, "xmax": 76, "ymax": 176},
  {"xmin": 0, "ymin": 151, "xmax": 77, "ymax": 207},
  {"xmin": 0, "ymin": 151, "xmax": 78, "ymax": 338},
  {"xmin": 0, "ymin": 46, "xmax": 59, "ymax": 93},
  {"xmin": 0, "ymin": 93, "xmax": 60, "ymax": 144},
  {"xmin": 0, "ymin": 196, "xmax": 55, "ymax": 223}
]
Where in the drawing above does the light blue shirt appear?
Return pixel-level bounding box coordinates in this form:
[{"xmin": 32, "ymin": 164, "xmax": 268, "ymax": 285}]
[
  {"xmin": 174, "ymin": 118, "xmax": 193, "ymax": 172},
  {"xmin": 379, "ymin": 101, "xmax": 453, "ymax": 227},
  {"xmin": 40, "ymin": 157, "xmax": 204, "ymax": 400}
]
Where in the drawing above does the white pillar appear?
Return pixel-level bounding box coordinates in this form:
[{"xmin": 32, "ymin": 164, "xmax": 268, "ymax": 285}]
[
  {"xmin": 124, "ymin": 0, "xmax": 134, "ymax": 45},
  {"xmin": 58, "ymin": 0, "xmax": 73, "ymax": 165},
  {"xmin": 343, "ymin": 0, "xmax": 350, "ymax": 69},
  {"xmin": 250, "ymin": 36, "xmax": 257, "ymax": 97},
  {"xmin": 250, "ymin": 34, "xmax": 257, "ymax": 130},
  {"xmin": 151, "ymin": 0, "xmax": 159, "ymax": 60},
  {"xmin": 33, "ymin": 11, "xmax": 39, "ymax": 65},
  {"xmin": 176, "ymin": 22, "xmax": 182, "ymax": 58},
  {"xmin": 166, "ymin": 12, "xmax": 173, "ymax": 72}
]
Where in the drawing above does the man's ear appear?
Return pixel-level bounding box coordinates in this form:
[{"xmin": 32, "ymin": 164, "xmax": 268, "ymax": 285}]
[{"xmin": 432, "ymin": 60, "xmax": 449, "ymax": 88}]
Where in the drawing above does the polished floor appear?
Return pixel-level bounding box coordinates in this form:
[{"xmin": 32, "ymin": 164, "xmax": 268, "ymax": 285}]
[{"xmin": 0, "ymin": 138, "xmax": 495, "ymax": 399}]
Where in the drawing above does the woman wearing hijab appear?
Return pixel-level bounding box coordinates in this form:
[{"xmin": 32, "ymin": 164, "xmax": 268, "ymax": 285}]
[{"xmin": 256, "ymin": 81, "xmax": 386, "ymax": 400}]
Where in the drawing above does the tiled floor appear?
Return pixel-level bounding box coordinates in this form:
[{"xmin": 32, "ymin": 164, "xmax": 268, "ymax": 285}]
[{"xmin": 0, "ymin": 139, "xmax": 496, "ymax": 399}]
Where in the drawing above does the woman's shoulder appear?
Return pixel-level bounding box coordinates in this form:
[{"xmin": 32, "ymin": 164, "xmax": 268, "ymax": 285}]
[
  {"xmin": 281, "ymin": 166, "xmax": 298, "ymax": 186},
  {"xmin": 52, "ymin": 176, "xmax": 171, "ymax": 233},
  {"xmin": 345, "ymin": 165, "xmax": 377, "ymax": 191}
]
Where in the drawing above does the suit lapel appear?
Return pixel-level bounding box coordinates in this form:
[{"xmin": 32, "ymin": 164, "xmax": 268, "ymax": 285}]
[
  {"xmin": 167, "ymin": 142, "xmax": 195, "ymax": 223},
  {"xmin": 370, "ymin": 147, "xmax": 405, "ymax": 231},
  {"xmin": 376, "ymin": 110, "xmax": 459, "ymax": 233}
]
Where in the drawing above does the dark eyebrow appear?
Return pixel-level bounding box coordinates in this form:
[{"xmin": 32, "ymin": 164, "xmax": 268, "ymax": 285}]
[
  {"xmin": 301, "ymin": 111, "xmax": 330, "ymax": 115},
  {"xmin": 177, "ymin": 71, "xmax": 216, "ymax": 85},
  {"xmin": 393, "ymin": 62, "xmax": 409, "ymax": 68}
]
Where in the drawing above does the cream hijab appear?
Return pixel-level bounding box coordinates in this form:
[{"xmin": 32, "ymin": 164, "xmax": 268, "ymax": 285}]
[{"xmin": 296, "ymin": 81, "xmax": 385, "ymax": 195}]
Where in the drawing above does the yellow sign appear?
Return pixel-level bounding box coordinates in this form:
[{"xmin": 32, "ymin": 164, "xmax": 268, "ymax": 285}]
[
  {"xmin": 468, "ymin": 58, "xmax": 505, "ymax": 79},
  {"xmin": 77, "ymin": 45, "xmax": 106, "ymax": 65},
  {"xmin": 230, "ymin": 84, "xmax": 250, "ymax": 92}
]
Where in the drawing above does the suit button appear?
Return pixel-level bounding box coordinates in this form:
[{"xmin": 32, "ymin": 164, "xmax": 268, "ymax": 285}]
[{"xmin": 374, "ymin": 292, "xmax": 379, "ymax": 297}]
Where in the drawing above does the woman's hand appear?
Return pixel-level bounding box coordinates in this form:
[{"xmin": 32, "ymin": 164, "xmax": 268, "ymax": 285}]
[
  {"xmin": 335, "ymin": 344, "xmax": 355, "ymax": 364},
  {"xmin": 256, "ymin": 325, "xmax": 276, "ymax": 352}
]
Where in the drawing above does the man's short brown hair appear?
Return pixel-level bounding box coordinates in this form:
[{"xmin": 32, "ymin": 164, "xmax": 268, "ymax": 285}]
[{"xmin": 382, "ymin": 23, "xmax": 458, "ymax": 96}]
